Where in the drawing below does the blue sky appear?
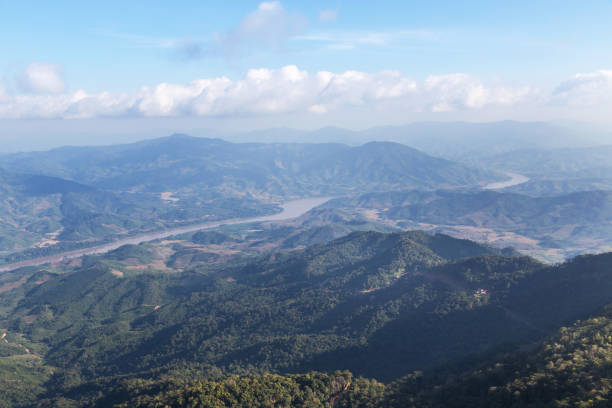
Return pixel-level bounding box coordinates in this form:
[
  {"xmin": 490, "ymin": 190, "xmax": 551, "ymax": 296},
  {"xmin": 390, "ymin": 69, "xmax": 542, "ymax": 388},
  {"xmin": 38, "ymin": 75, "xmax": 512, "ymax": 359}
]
[
  {"xmin": 3, "ymin": 1, "xmax": 611, "ymax": 88},
  {"xmin": 1, "ymin": 1, "xmax": 612, "ymax": 146}
]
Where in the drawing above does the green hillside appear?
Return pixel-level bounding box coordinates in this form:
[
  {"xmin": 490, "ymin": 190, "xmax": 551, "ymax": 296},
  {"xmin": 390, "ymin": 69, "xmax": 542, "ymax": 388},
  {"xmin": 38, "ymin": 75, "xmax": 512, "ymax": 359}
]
[
  {"xmin": 329, "ymin": 189, "xmax": 612, "ymax": 260},
  {"xmin": 0, "ymin": 168, "xmax": 277, "ymax": 262},
  {"xmin": 0, "ymin": 136, "xmax": 501, "ymax": 263},
  {"xmin": 0, "ymin": 135, "xmax": 498, "ymax": 196},
  {"xmin": 1, "ymin": 231, "xmax": 612, "ymax": 405},
  {"xmin": 97, "ymin": 303, "xmax": 612, "ymax": 408}
]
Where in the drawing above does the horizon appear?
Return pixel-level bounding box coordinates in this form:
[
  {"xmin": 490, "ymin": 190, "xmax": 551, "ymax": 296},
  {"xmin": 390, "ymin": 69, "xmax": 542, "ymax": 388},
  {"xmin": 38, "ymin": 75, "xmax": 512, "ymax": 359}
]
[
  {"xmin": 2, "ymin": 1, "xmax": 612, "ymax": 150},
  {"xmin": 1, "ymin": 119, "xmax": 611, "ymax": 154}
]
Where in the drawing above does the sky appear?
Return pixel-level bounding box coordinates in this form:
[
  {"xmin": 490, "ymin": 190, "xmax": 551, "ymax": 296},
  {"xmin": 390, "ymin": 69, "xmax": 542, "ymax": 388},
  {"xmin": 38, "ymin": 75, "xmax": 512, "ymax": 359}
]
[{"xmin": 1, "ymin": 1, "xmax": 612, "ymax": 148}]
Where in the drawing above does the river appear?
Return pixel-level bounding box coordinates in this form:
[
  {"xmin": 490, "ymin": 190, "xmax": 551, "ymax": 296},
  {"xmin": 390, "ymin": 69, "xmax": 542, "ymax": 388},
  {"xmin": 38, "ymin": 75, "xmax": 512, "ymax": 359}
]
[
  {"xmin": 484, "ymin": 172, "xmax": 530, "ymax": 190},
  {"xmin": 0, "ymin": 197, "xmax": 331, "ymax": 273}
]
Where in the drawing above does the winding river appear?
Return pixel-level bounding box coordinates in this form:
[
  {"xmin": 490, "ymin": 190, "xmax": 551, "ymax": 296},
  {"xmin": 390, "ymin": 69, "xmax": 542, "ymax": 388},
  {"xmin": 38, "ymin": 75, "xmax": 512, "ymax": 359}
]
[
  {"xmin": 0, "ymin": 197, "xmax": 331, "ymax": 273},
  {"xmin": 0, "ymin": 172, "xmax": 531, "ymax": 274},
  {"xmin": 484, "ymin": 172, "xmax": 530, "ymax": 190}
]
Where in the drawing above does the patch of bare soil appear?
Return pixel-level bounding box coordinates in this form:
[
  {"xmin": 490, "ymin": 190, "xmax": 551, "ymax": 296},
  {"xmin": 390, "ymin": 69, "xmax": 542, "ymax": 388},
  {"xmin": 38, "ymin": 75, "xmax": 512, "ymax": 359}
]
[{"xmin": 0, "ymin": 276, "xmax": 28, "ymax": 294}]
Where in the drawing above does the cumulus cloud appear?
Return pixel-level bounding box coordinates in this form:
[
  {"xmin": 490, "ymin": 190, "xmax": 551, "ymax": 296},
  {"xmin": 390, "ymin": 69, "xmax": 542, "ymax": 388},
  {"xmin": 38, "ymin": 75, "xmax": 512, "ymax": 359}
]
[
  {"xmin": 0, "ymin": 66, "xmax": 535, "ymax": 119},
  {"xmin": 423, "ymin": 74, "xmax": 531, "ymax": 112},
  {"xmin": 18, "ymin": 63, "xmax": 66, "ymax": 94},
  {"xmin": 551, "ymin": 70, "xmax": 612, "ymax": 107}
]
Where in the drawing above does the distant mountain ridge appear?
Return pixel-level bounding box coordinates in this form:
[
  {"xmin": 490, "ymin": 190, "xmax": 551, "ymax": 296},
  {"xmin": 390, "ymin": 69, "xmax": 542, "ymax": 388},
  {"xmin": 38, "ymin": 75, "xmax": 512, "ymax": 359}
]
[
  {"xmin": 476, "ymin": 145, "xmax": 612, "ymax": 178},
  {"xmin": 2, "ymin": 120, "xmax": 608, "ymax": 155},
  {"xmin": 472, "ymin": 145, "xmax": 612, "ymax": 196},
  {"xmin": 220, "ymin": 121, "xmax": 606, "ymax": 160},
  {"xmin": 0, "ymin": 134, "xmax": 498, "ymax": 195}
]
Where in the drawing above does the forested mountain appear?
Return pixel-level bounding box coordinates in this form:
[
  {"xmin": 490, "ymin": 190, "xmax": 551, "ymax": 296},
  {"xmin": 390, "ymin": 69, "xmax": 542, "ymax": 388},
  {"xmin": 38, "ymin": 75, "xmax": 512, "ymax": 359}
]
[
  {"xmin": 4, "ymin": 0, "xmax": 612, "ymax": 406},
  {"xmin": 0, "ymin": 136, "xmax": 503, "ymax": 262},
  {"xmin": 1, "ymin": 231, "xmax": 611, "ymax": 406},
  {"xmin": 328, "ymin": 189, "xmax": 612, "ymax": 261},
  {"xmin": 0, "ymin": 135, "xmax": 496, "ymax": 195},
  {"xmin": 106, "ymin": 301, "xmax": 612, "ymax": 408},
  {"xmin": 0, "ymin": 167, "xmax": 277, "ymax": 261},
  {"xmin": 384, "ymin": 302, "xmax": 612, "ymax": 407},
  {"xmin": 0, "ymin": 134, "xmax": 610, "ymax": 407}
]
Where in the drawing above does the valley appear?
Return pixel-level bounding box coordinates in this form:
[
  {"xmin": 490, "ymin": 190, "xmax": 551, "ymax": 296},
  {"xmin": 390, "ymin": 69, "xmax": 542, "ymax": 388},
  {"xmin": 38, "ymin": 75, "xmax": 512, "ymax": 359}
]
[
  {"xmin": 327, "ymin": 189, "xmax": 612, "ymax": 262},
  {"xmin": 0, "ymin": 136, "xmax": 501, "ymax": 266},
  {"xmin": 0, "ymin": 196, "xmax": 331, "ymax": 273},
  {"xmin": 3, "ymin": 2, "xmax": 612, "ymax": 405},
  {"xmin": 0, "ymin": 128, "xmax": 610, "ymax": 407}
]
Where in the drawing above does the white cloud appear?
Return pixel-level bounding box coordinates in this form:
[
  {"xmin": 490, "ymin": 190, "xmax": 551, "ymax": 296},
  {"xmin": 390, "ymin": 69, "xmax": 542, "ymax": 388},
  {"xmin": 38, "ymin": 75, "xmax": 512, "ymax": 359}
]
[
  {"xmin": 215, "ymin": 1, "xmax": 306, "ymax": 57},
  {"xmin": 0, "ymin": 66, "xmax": 535, "ymax": 120},
  {"xmin": 18, "ymin": 63, "xmax": 66, "ymax": 94},
  {"xmin": 318, "ymin": 9, "xmax": 337, "ymax": 23},
  {"xmin": 551, "ymin": 69, "xmax": 612, "ymax": 107},
  {"xmin": 423, "ymin": 74, "xmax": 531, "ymax": 112}
]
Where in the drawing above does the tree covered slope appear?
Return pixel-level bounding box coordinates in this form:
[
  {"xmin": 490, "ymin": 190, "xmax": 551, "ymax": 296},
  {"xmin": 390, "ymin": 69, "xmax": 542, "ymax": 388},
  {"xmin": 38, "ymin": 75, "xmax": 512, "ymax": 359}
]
[
  {"xmin": 1, "ymin": 231, "xmax": 612, "ymax": 405},
  {"xmin": 328, "ymin": 189, "xmax": 612, "ymax": 260},
  {"xmin": 111, "ymin": 302, "xmax": 612, "ymax": 408},
  {"xmin": 0, "ymin": 135, "xmax": 498, "ymax": 196},
  {"xmin": 0, "ymin": 167, "xmax": 277, "ymax": 261}
]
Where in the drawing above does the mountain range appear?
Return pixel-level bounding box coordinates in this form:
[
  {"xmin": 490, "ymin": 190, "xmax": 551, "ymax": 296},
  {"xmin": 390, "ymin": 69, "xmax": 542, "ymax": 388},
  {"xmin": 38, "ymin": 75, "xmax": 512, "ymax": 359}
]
[
  {"xmin": 219, "ymin": 121, "xmax": 607, "ymax": 160},
  {"xmin": 0, "ymin": 136, "xmax": 498, "ymax": 262},
  {"xmin": 0, "ymin": 135, "xmax": 496, "ymax": 195},
  {"xmin": 1, "ymin": 230, "xmax": 611, "ymax": 406}
]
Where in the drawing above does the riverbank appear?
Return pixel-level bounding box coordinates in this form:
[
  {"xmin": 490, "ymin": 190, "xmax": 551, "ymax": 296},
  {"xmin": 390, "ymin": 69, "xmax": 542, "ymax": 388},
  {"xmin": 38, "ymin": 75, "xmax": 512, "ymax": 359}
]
[{"xmin": 0, "ymin": 197, "xmax": 331, "ymax": 273}]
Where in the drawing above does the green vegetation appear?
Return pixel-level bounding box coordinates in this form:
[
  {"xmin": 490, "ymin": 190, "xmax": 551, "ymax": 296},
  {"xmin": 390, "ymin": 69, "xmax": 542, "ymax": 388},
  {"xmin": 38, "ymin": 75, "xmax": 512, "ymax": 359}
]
[
  {"xmin": 0, "ymin": 331, "xmax": 52, "ymax": 408},
  {"xmin": 23, "ymin": 304, "xmax": 612, "ymax": 407},
  {"xmin": 0, "ymin": 136, "xmax": 497, "ymax": 196},
  {"xmin": 0, "ymin": 229, "xmax": 611, "ymax": 406},
  {"xmin": 1, "ymin": 130, "xmax": 611, "ymax": 407},
  {"xmin": 329, "ymin": 189, "xmax": 612, "ymax": 260},
  {"xmin": 384, "ymin": 303, "xmax": 612, "ymax": 407},
  {"xmin": 0, "ymin": 167, "xmax": 278, "ymax": 263},
  {"xmin": 84, "ymin": 371, "xmax": 384, "ymax": 408},
  {"xmin": 0, "ymin": 136, "xmax": 502, "ymax": 264}
]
